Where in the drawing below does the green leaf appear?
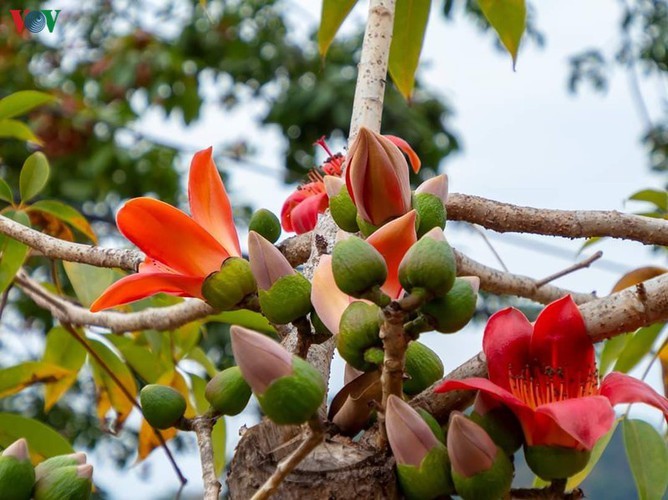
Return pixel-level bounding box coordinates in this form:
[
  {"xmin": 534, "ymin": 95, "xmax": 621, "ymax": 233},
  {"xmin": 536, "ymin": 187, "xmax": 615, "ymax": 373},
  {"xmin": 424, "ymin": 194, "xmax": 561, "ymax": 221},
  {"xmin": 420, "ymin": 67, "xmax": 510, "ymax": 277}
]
[
  {"xmin": 106, "ymin": 335, "xmax": 169, "ymax": 384},
  {"xmin": 0, "ymin": 413, "xmax": 74, "ymax": 463},
  {"xmin": 566, "ymin": 419, "xmax": 619, "ymax": 489},
  {"xmin": 184, "ymin": 347, "xmax": 218, "ymax": 378},
  {"xmin": 0, "ymin": 210, "xmax": 30, "ymax": 294},
  {"xmin": 0, "ymin": 91, "xmax": 55, "ymax": 120},
  {"xmin": 599, "ymin": 334, "xmax": 630, "ymax": 375},
  {"xmin": 190, "ymin": 373, "xmax": 211, "ymax": 415},
  {"xmin": 28, "ymin": 200, "xmax": 97, "ymax": 243},
  {"xmin": 19, "ymin": 152, "xmax": 50, "ymax": 202},
  {"xmin": 212, "ymin": 417, "xmax": 226, "ymax": 477},
  {"xmin": 623, "ymin": 419, "xmax": 668, "ymax": 500},
  {"xmin": 613, "ymin": 323, "xmax": 664, "ymax": 373},
  {"xmin": 172, "ymin": 322, "xmax": 202, "ymax": 361},
  {"xmin": 0, "ymin": 362, "xmax": 72, "ymax": 398},
  {"xmin": 388, "ymin": 0, "xmax": 431, "ymax": 100},
  {"xmin": 63, "ymin": 261, "xmax": 124, "ymax": 308},
  {"xmin": 42, "ymin": 326, "xmax": 87, "ymax": 411},
  {"xmin": 478, "ymin": 0, "xmax": 526, "ymax": 68},
  {"xmin": 208, "ymin": 309, "xmax": 276, "ymax": 334},
  {"xmin": 0, "ymin": 118, "xmax": 42, "ymax": 144},
  {"xmin": 629, "ymin": 189, "xmax": 668, "ymax": 212},
  {"xmin": 0, "ymin": 178, "xmax": 13, "ymax": 204},
  {"xmin": 318, "ymin": 0, "xmax": 358, "ymax": 57}
]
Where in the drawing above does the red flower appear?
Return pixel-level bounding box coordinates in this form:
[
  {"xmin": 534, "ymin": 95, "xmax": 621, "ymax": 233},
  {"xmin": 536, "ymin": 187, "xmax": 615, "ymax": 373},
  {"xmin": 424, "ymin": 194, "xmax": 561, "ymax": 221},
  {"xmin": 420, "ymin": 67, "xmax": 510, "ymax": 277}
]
[
  {"xmin": 435, "ymin": 296, "xmax": 668, "ymax": 450},
  {"xmin": 90, "ymin": 147, "xmax": 241, "ymax": 311}
]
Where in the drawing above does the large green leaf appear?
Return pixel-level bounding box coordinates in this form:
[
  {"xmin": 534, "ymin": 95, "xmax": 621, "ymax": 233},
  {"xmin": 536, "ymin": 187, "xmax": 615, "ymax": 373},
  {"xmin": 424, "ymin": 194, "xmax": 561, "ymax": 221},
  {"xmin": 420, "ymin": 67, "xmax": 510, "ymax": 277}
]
[
  {"xmin": 208, "ymin": 309, "xmax": 275, "ymax": 334},
  {"xmin": 28, "ymin": 200, "xmax": 97, "ymax": 243},
  {"xmin": 0, "ymin": 90, "xmax": 55, "ymax": 120},
  {"xmin": 388, "ymin": 0, "xmax": 431, "ymax": 100},
  {"xmin": 613, "ymin": 323, "xmax": 664, "ymax": 373},
  {"xmin": 184, "ymin": 347, "xmax": 218, "ymax": 378},
  {"xmin": 172, "ymin": 322, "xmax": 202, "ymax": 361},
  {"xmin": 478, "ymin": 0, "xmax": 526, "ymax": 68},
  {"xmin": 628, "ymin": 188, "xmax": 668, "ymax": 212},
  {"xmin": 0, "ymin": 362, "xmax": 71, "ymax": 398},
  {"xmin": 318, "ymin": 0, "xmax": 358, "ymax": 57},
  {"xmin": 0, "ymin": 178, "xmax": 13, "ymax": 204},
  {"xmin": 19, "ymin": 152, "xmax": 50, "ymax": 202},
  {"xmin": 190, "ymin": 373, "xmax": 211, "ymax": 415},
  {"xmin": 212, "ymin": 417, "xmax": 226, "ymax": 477},
  {"xmin": 42, "ymin": 326, "xmax": 87, "ymax": 411},
  {"xmin": 623, "ymin": 419, "xmax": 668, "ymax": 500},
  {"xmin": 63, "ymin": 261, "xmax": 124, "ymax": 308},
  {"xmin": 0, "ymin": 413, "xmax": 74, "ymax": 463},
  {"xmin": 599, "ymin": 334, "xmax": 630, "ymax": 375},
  {"xmin": 107, "ymin": 335, "xmax": 169, "ymax": 384},
  {"xmin": 0, "ymin": 210, "xmax": 30, "ymax": 294},
  {"xmin": 0, "ymin": 119, "xmax": 41, "ymax": 144}
]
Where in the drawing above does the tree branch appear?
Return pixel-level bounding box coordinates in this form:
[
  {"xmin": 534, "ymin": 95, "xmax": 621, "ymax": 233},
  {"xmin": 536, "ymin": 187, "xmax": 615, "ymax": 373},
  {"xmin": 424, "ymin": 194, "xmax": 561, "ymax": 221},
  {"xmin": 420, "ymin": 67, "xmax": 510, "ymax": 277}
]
[{"xmin": 187, "ymin": 416, "xmax": 221, "ymax": 500}]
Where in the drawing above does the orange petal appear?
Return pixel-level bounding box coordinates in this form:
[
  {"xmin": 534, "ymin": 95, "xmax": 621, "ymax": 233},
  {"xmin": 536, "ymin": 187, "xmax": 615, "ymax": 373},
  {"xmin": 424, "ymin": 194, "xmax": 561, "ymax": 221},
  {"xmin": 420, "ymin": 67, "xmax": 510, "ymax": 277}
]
[
  {"xmin": 311, "ymin": 255, "xmax": 354, "ymax": 334},
  {"xmin": 367, "ymin": 211, "xmax": 418, "ymax": 299},
  {"xmin": 90, "ymin": 272, "xmax": 205, "ymax": 311},
  {"xmin": 117, "ymin": 197, "xmax": 229, "ymax": 277},
  {"xmin": 385, "ymin": 134, "xmax": 421, "ymax": 173},
  {"xmin": 188, "ymin": 147, "xmax": 241, "ymax": 256}
]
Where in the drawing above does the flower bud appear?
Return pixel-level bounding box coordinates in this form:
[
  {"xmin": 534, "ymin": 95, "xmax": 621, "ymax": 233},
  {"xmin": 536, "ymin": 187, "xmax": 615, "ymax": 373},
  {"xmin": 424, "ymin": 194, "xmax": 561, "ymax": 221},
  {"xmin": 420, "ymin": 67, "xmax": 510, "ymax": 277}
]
[
  {"xmin": 355, "ymin": 213, "xmax": 380, "ymax": 237},
  {"xmin": 248, "ymin": 231, "xmax": 294, "ymax": 291},
  {"xmin": 421, "ymin": 277, "xmax": 479, "ymax": 333},
  {"xmin": 202, "ymin": 257, "xmax": 257, "ymax": 311},
  {"xmin": 403, "ymin": 341, "xmax": 444, "ymax": 395},
  {"xmin": 332, "ymin": 236, "xmax": 387, "ymax": 298},
  {"xmin": 416, "ymin": 408, "xmax": 446, "ymax": 444},
  {"xmin": 337, "ymin": 302, "xmax": 382, "ymax": 371},
  {"xmin": 325, "ymin": 176, "xmax": 359, "ymax": 233},
  {"xmin": 345, "ymin": 127, "xmax": 413, "ymax": 226},
  {"xmin": 35, "ymin": 453, "xmax": 87, "ymax": 481},
  {"xmin": 249, "ymin": 208, "xmax": 281, "ymax": 243},
  {"xmin": 0, "ymin": 439, "xmax": 34, "ymax": 500},
  {"xmin": 231, "ymin": 326, "xmax": 325, "ymax": 424},
  {"xmin": 413, "ymin": 192, "xmax": 447, "ymax": 238},
  {"xmin": 34, "ymin": 464, "xmax": 93, "ymax": 500},
  {"xmin": 447, "ymin": 412, "xmax": 513, "ymax": 500},
  {"xmin": 386, "ymin": 395, "xmax": 454, "ymax": 499},
  {"xmin": 469, "ymin": 394, "xmax": 523, "ymax": 455},
  {"xmin": 415, "ymin": 174, "xmax": 448, "ymax": 203},
  {"xmin": 398, "ymin": 228, "xmax": 456, "ymax": 298},
  {"xmin": 524, "ymin": 445, "xmax": 591, "ymax": 481},
  {"xmin": 205, "ymin": 366, "xmax": 252, "ymax": 416},
  {"xmin": 139, "ymin": 384, "xmax": 187, "ymax": 429}
]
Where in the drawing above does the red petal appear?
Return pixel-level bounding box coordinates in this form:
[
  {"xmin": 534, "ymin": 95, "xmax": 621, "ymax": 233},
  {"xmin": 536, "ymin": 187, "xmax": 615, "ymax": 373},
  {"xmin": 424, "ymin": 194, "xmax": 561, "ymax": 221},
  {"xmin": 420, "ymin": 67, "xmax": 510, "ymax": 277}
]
[
  {"xmin": 290, "ymin": 191, "xmax": 328, "ymax": 234},
  {"xmin": 90, "ymin": 272, "xmax": 205, "ymax": 312},
  {"xmin": 531, "ymin": 295, "xmax": 595, "ymax": 378},
  {"xmin": 188, "ymin": 148, "xmax": 241, "ymax": 256},
  {"xmin": 533, "ymin": 397, "xmax": 615, "ymax": 450},
  {"xmin": 367, "ymin": 211, "xmax": 417, "ymax": 299},
  {"xmin": 483, "ymin": 307, "xmax": 532, "ymax": 391},
  {"xmin": 385, "ymin": 134, "xmax": 421, "ymax": 173},
  {"xmin": 117, "ymin": 198, "xmax": 228, "ymax": 277},
  {"xmin": 600, "ymin": 372, "xmax": 668, "ymax": 420}
]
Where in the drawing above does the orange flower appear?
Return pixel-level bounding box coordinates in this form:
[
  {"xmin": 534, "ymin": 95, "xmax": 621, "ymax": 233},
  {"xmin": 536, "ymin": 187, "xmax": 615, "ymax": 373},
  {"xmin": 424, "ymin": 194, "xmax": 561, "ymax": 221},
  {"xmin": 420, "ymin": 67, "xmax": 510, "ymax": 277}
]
[{"xmin": 90, "ymin": 147, "xmax": 241, "ymax": 312}]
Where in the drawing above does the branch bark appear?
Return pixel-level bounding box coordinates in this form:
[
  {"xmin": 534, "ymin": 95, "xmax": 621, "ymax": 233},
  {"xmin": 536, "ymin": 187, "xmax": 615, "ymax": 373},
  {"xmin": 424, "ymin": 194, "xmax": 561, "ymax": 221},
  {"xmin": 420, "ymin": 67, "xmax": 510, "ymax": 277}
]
[{"xmin": 190, "ymin": 416, "xmax": 221, "ymax": 500}]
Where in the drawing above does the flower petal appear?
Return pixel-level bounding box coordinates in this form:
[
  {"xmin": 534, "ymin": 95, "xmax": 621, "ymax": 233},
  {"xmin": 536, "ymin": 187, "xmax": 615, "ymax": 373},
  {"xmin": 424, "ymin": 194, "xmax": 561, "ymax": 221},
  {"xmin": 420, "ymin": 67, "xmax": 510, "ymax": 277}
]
[
  {"xmin": 188, "ymin": 147, "xmax": 241, "ymax": 256},
  {"xmin": 386, "ymin": 395, "xmax": 439, "ymax": 466},
  {"xmin": 311, "ymin": 255, "xmax": 354, "ymax": 334},
  {"xmin": 248, "ymin": 231, "xmax": 294, "ymax": 290},
  {"xmin": 600, "ymin": 371, "xmax": 668, "ymax": 420},
  {"xmin": 367, "ymin": 211, "xmax": 418, "ymax": 299},
  {"xmin": 483, "ymin": 307, "xmax": 532, "ymax": 390},
  {"xmin": 290, "ymin": 191, "xmax": 328, "ymax": 234},
  {"xmin": 117, "ymin": 197, "xmax": 229, "ymax": 277},
  {"xmin": 533, "ymin": 396, "xmax": 615, "ymax": 450},
  {"xmin": 385, "ymin": 134, "xmax": 421, "ymax": 173},
  {"xmin": 90, "ymin": 272, "xmax": 205, "ymax": 312},
  {"xmin": 416, "ymin": 174, "xmax": 448, "ymax": 203}
]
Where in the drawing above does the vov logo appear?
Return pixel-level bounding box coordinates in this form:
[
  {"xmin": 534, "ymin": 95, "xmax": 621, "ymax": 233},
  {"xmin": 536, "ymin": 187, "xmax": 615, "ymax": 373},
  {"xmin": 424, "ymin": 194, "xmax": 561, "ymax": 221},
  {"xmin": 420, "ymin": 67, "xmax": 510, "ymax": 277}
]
[{"xmin": 9, "ymin": 9, "xmax": 61, "ymax": 34}]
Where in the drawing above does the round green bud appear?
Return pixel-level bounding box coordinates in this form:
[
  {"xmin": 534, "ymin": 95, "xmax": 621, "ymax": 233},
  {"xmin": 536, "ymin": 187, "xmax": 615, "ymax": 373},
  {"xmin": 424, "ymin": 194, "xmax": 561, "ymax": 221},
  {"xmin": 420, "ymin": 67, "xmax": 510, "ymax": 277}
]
[
  {"xmin": 421, "ymin": 278, "xmax": 478, "ymax": 333},
  {"xmin": 205, "ymin": 367, "xmax": 252, "ymax": 416},
  {"xmin": 416, "ymin": 408, "xmax": 446, "ymax": 444},
  {"xmin": 470, "ymin": 407, "xmax": 524, "ymax": 455},
  {"xmin": 413, "ymin": 192, "xmax": 446, "ymax": 238},
  {"xmin": 524, "ymin": 445, "xmax": 591, "ymax": 481},
  {"xmin": 139, "ymin": 384, "xmax": 187, "ymax": 430},
  {"xmin": 0, "ymin": 456, "xmax": 34, "ymax": 500},
  {"xmin": 403, "ymin": 342, "xmax": 444, "ymax": 395},
  {"xmin": 202, "ymin": 257, "xmax": 257, "ymax": 311},
  {"xmin": 34, "ymin": 465, "xmax": 92, "ymax": 500},
  {"xmin": 330, "ymin": 188, "xmax": 359, "ymax": 233},
  {"xmin": 337, "ymin": 302, "xmax": 382, "ymax": 371},
  {"xmin": 258, "ymin": 273, "xmax": 312, "ymax": 324},
  {"xmin": 35, "ymin": 454, "xmax": 86, "ymax": 481},
  {"xmin": 332, "ymin": 237, "xmax": 387, "ymax": 297},
  {"xmin": 452, "ymin": 449, "xmax": 513, "ymax": 500},
  {"xmin": 355, "ymin": 213, "xmax": 379, "ymax": 237},
  {"xmin": 249, "ymin": 208, "xmax": 281, "ymax": 243},
  {"xmin": 257, "ymin": 357, "xmax": 326, "ymax": 425},
  {"xmin": 399, "ymin": 236, "xmax": 456, "ymax": 297},
  {"xmin": 397, "ymin": 444, "xmax": 454, "ymax": 499}
]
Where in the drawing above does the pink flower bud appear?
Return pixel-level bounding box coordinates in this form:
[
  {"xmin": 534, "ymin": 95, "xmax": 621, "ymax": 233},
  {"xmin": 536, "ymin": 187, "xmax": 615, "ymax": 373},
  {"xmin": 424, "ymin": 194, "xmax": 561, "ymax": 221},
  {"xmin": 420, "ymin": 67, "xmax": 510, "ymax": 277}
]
[
  {"xmin": 2, "ymin": 439, "xmax": 29, "ymax": 461},
  {"xmin": 76, "ymin": 464, "xmax": 94, "ymax": 480},
  {"xmin": 422, "ymin": 227, "xmax": 446, "ymax": 241},
  {"xmin": 416, "ymin": 174, "xmax": 449, "ymax": 203},
  {"xmin": 324, "ymin": 175, "xmax": 346, "ymax": 199},
  {"xmin": 248, "ymin": 231, "xmax": 295, "ymax": 291},
  {"xmin": 447, "ymin": 411, "xmax": 497, "ymax": 477},
  {"xmin": 460, "ymin": 276, "xmax": 480, "ymax": 295},
  {"xmin": 386, "ymin": 395, "xmax": 441, "ymax": 467}
]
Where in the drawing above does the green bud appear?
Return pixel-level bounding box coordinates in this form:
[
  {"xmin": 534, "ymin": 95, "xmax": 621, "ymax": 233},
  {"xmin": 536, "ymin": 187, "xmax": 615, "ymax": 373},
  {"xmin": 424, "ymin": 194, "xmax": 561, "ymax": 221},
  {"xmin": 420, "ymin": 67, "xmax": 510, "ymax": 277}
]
[
  {"xmin": 325, "ymin": 177, "xmax": 359, "ymax": 233},
  {"xmin": 421, "ymin": 277, "xmax": 479, "ymax": 333},
  {"xmin": 34, "ymin": 464, "xmax": 92, "ymax": 500},
  {"xmin": 399, "ymin": 230, "xmax": 456, "ymax": 297},
  {"xmin": 202, "ymin": 257, "xmax": 257, "ymax": 311},
  {"xmin": 249, "ymin": 208, "xmax": 281, "ymax": 243},
  {"xmin": 35, "ymin": 453, "xmax": 87, "ymax": 481},
  {"xmin": 0, "ymin": 440, "xmax": 34, "ymax": 500},
  {"xmin": 258, "ymin": 273, "xmax": 312, "ymax": 324},
  {"xmin": 397, "ymin": 444, "xmax": 455, "ymax": 499},
  {"xmin": 470, "ymin": 406, "xmax": 523, "ymax": 455},
  {"xmin": 524, "ymin": 445, "xmax": 591, "ymax": 480},
  {"xmin": 337, "ymin": 302, "xmax": 382, "ymax": 371},
  {"xmin": 416, "ymin": 408, "xmax": 446, "ymax": 444},
  {"xmin": 139, "ymin": 384, "xmax": 187, "ymax": 429},
  {"xmin": 205, "ymin": 366, "xmax": 252, "ymax": 416},
  {"xmin": 452, "ymin": 449, "xmax": 513, "ymax": 500},
  {"xmin": 332, "ymin": 237, "xmax": 387, "ymax": 298},
  {"xmin": 413, "ymin": 192, "xmax": 447, "ymax": 238},
  {"xmin": 403, "ymin": 341, "xmax": 444, "ymax": 395},
  {"xmin": 257, "ymin": 357, "xmax": 326, "ymax": 425},
  {"xmin": 355, "ymin": 213, "xmax": 379, "ymax": 237}
]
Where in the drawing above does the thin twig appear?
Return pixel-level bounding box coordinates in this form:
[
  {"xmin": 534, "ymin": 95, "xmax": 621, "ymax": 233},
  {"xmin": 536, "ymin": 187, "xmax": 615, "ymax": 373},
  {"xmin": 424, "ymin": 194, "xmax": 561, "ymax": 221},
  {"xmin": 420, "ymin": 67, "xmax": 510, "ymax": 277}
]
[
  {"xmin": 191, "ymin": 416, "xmax": 221, "ymax": 500},
  {"xmin": 535, "ymin": 251, "xmax": 603, "ymax": 287},
  {"xmin": 472, "ymin": 224, "xmax": 509, "ymax": 272}
]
